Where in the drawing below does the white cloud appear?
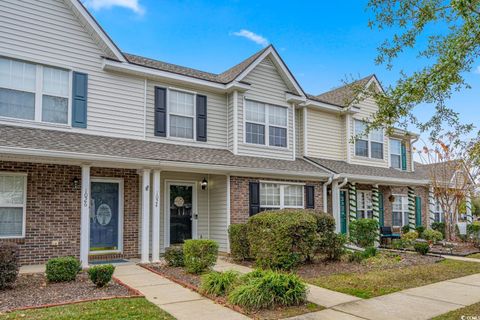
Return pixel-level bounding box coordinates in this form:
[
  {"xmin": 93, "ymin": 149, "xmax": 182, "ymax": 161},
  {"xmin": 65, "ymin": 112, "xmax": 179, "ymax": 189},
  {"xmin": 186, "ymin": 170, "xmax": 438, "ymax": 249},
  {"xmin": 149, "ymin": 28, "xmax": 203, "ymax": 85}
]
[
  {"xmin": 84, "ymin": 0, "xmax": 144, "ymax": 15},
  {"xmin": 232, "ymin": 29, "xmax": 269, "ymax": 47},
  {"xmin": 475, "ymin": 66, "xmax": 480, "ymax": 74}
]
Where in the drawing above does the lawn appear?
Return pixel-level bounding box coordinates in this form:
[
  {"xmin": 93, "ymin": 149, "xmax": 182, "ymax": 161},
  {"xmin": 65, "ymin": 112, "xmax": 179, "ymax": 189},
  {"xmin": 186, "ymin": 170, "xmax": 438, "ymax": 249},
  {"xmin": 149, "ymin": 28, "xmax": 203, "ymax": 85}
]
[
  {"xmin": 0, "ymin": 298, "xmax": 175, "ymax": 320},
  {"xmin": 468, "ymin": 253, "xmax": 480, "ymax": 259},
  {"xmin": 308, "ymin": 259, "xmax": 480, "ymax": 299},
  {"xmin": 433, "ymin": 301, "xmax": 480, "ymax": 320}
]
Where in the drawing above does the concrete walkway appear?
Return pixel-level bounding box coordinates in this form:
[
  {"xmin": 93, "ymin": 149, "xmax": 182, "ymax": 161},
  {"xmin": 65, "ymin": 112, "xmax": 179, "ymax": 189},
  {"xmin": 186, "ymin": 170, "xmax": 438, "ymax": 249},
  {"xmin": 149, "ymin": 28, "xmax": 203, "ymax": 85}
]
[
  {"xmin": 114, "ymin": 264, "xmax": 248, "ymax": 320},
  {"xmin": 214, "ymin": 257, "xmax": 361, "ymax": 308},
  {"xmin": 441, "ymin": 254, "xmax": 480, "ymax": 263},
  {"xmin": 289, "ymin": 273, "xmax": 480, "ymax": 320}
]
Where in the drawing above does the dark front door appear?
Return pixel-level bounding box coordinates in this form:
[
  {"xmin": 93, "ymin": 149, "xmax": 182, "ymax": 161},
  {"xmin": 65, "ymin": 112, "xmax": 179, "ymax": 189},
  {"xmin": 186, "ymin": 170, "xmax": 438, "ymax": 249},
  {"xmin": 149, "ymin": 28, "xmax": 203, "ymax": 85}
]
[
  {"xmin": 169, "ymin": 184, "xmax": 193, "ymax": 245},
  {"xmin": 90, "ymin": 182, "xmax": 119, "ymax": 251},
  {"xmin": 340, "ymin": 190, "xmax": 347, "ymax": 234}
]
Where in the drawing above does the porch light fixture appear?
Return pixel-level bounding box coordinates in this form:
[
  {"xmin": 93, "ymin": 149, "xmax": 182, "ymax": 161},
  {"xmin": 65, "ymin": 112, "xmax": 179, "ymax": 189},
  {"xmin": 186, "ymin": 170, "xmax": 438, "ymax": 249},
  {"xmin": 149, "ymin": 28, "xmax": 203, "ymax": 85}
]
[
  {"xmin": 72, "ymin": 177, "xmax": 80, "ymax": 190},
  {"xmin": 201, "ymin": 178, "xmax": 208, "ymax": 190},
  {"xmin": 389, "ymin": 195, "xmax": 396, "ymax": 202}
]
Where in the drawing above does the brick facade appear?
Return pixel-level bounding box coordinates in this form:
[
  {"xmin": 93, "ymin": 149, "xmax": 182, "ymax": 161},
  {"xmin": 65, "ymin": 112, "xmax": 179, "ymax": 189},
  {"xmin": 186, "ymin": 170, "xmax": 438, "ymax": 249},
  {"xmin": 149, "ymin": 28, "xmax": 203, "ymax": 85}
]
[
  {"xmin": 381, "ymin": 185, "xmax": 429, "ymax": 228},
  {"xmin": 229, "ymin": 176, "xmax": 324, "ymax": 224},
  {"xmin": 0, "ymin": 161, "xmax": 139, "ymax": 265}
]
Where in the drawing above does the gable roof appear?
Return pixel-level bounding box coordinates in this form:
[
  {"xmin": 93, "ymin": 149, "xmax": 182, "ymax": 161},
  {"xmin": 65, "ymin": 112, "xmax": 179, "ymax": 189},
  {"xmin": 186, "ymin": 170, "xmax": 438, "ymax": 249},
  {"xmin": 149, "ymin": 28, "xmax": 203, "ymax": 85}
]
[
  {"xmin": 65, "ymin": 0, "xmax": 126, "ymax": 62},
  {"xmin": 415, "ymin": 161, "xmax": 476, "ymax": 186},
  {"xmin": 312, "ymin": 75, "xmax": 377, "ymax": 107}
]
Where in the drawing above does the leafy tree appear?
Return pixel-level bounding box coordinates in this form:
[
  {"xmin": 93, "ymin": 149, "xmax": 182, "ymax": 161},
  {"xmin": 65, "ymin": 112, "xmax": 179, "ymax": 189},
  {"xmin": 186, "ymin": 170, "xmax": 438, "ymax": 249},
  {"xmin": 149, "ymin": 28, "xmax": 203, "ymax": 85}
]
[{"xmin": 356, "ymin": 0, "xmax": 480, "ymax": 141}]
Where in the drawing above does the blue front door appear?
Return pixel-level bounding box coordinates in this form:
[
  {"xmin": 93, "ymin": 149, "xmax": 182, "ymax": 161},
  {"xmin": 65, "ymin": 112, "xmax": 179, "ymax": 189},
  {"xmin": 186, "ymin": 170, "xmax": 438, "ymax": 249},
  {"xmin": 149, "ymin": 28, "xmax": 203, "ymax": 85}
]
[{"xmin": 90, "ymin": 182, "xmax": 119, "ymax": 251}]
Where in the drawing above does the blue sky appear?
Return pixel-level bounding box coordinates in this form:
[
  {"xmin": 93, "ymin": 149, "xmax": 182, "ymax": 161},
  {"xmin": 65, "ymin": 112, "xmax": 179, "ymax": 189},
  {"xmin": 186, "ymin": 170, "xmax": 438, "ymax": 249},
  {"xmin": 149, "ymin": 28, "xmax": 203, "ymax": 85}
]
[{"xmin": 84, "ymin": 0, "xmax": 479, "ymax": 142}]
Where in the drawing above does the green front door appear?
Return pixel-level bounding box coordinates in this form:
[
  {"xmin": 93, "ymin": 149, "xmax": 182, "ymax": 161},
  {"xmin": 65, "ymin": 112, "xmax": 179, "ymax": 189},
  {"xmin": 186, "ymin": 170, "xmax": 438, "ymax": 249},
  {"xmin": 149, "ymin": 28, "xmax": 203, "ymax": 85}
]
[
  {"xmin": 340, "ymin": 190, "xmax": 347, "ymax": 234},
  {"xmin": 415, "ymin": 196, "xmax": 422, "ymax": 227}
]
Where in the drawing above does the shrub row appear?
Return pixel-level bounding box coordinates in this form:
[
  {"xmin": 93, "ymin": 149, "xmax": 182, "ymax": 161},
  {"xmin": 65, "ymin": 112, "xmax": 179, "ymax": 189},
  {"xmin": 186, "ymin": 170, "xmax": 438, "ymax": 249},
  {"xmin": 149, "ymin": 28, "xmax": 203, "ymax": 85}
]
[{"xmin": 0, "ymin": 243, "xmax": 19, "ymax": 290}]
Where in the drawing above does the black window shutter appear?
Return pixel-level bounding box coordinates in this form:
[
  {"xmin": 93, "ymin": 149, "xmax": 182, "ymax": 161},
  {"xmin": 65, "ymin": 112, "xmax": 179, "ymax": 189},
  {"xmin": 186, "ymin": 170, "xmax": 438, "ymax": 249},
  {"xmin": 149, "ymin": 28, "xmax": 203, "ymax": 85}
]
[
  {"xmin": 154, "ymin": 87, "xmax": 167, "ymax": 137},
  {"xmin": 196, "ymin": 94, "xmax": 207, "ymax": 141},
  {"xmin": 249, "ymin": 182, "xmax": 260, "ymax": 216},
  {"xmin": 72, "ymin": 72, "xmax": 88, "ymax": 128},
  {"xmin": 305, "ymin": 185, "xmax": 315, "ymax": 209}
]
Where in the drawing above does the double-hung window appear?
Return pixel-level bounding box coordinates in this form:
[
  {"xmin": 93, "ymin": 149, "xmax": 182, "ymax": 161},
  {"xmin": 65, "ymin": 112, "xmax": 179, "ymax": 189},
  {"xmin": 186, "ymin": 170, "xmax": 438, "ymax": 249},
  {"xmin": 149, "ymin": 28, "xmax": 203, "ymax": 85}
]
[
  {"xmin": 390, "ymin": 139, "xmax": 402, "ymax": 169},
  {"xmin": 357, "ymin": 190, "xmax": 373, "ymax": 219},
  {"xmin": 0, "ymin": 57, "xmax": 70, "ymax": 125},
  {"xmin": 245, "ymin": 100, "xmax": 287, "ymax": 148},
  {"xmin": 169, "ymin": 90, "xmax": 195, "ymax": 139},
  {"xmin": 392, "ymin": 195, "xmax": 409, "ymax": 227},
  {"xmin": 354, "ymin": 120, "xmax": 384, "ymax": 159},
  {"xmin": 434, "ymin": 198, "xmax": 444, "ymax": 223},
  {"xmin": 0, "ymin": 174, "xmax": 26, "ymax": 238},
  {"xmin": 260, "ymin": 183, "xmax": 303, "ymax": 210}
]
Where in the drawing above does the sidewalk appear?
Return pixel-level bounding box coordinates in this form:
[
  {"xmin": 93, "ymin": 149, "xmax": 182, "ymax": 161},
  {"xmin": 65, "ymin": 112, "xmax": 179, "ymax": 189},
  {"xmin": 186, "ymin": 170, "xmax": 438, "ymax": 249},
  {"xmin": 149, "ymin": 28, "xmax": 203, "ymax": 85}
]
[
  {"xmin": 114, "ymin": 264, "xmax": 248, "ymax": 320},
  {"xmin": 214, "ymin": 257, "xmax": 361, "ymax": 308},
  {"xmin": 289, "ymin": 273, "xmax": 480, "ymax": 320}
]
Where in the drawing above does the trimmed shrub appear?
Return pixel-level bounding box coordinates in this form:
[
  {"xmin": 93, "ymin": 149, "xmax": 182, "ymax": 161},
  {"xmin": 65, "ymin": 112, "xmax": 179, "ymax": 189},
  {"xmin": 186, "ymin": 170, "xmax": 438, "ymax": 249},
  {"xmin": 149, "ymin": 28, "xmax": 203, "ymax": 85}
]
[
  {"xmin": 392, "ymin": 238, "xmax": 411, "ymax": 250},
  {"xmin": 317, "ymin": 233, "xmax": 347, "ymax": 261},
  {"xmin": 402, "ymin": 231, "xmax": 419, "ymax": 242},
  {"xmin": 183, "ymin": 239, "xmax": 219, "ymax": 274},
  {"xmin": 88, "ymin": 264, "xmax": 115, "ymax": 287},
  {"xmin": 348, "ymin": 251, "xmax": 365, "ymax": 263},
  {"xmin": 414, "ymin": 242, "xmax": 430, "ymax": 255},
  {"xmin": 228, "ymin": 270, "xmax": 307, "ymax": 310},
  {"xmin": 0, "ymin": 243, "xmax": 19, "ymax": 290},
  {"xmin": 432, "ymin": 222, "xmax": 446, "ymax": 239},
  {"xmin": 247, "ymin": 209, "xmax": 318, "ymax": 270},
  {"xmin": 422, "ymin": 229, "xmax": 443, "ymax": 242},
  {"xmin": 228, "ymin": 224, "xmax": 250, "ymax": 261},
  {"xmin": 164, "ymin": 246, "xmax": 184, "ymax": 267},
  {"xmin": 200, "ymin": 271, "xmax": 240, "ymax": 296},
  {"xmin": 402, "ymin": 225, "xmax": 410, "ymax": 234},
  {"xmin": 467, "ymin": 222, "xmax": 480, "ymax": 245},
  {"xmin": 46, "ymin": 257, "xmax": 81, "ymax": 282},
  {"xmin": 416, "ymin": 226, "xmax": 426, "ymax": 237},
  {"xmin": 349, "ymin": 219, "xmax": 379, "ymax": 248},
  {"xmin": 309, "ymin": 212, "xmax": 336, "ymax": 234}
]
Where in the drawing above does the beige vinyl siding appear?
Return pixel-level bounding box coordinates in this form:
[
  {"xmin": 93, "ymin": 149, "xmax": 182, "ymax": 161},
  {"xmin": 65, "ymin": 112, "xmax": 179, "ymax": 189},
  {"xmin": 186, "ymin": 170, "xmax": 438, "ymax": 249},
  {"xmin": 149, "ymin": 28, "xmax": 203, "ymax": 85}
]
[
  {"xmin": 208, "ymin": 175, "xmax": 228, "ymax": 251},
  {"xmin": 349, "ymin": 96, "xmax": 389, "ymax": 168},
  {"xmin": 306, "ymin": 108, "xmax": 345, "ymax": 160},
  {"xmin": 227, "ymin": 92, "xmax": 234, "ymax": 152},
  {"xmin": 145, "ymin": 80, "xmax": 228, "ymax": 148},
  {"xmin": 0, "ymin": 0, "xmax": 146, "ymax": 138},
  {"xmin": 295, "ymin": 108, "xmax": 304, "ymax": 158},
  {"xmin": 237, "ymin": 57, "xmax": 294, "ymax": 160}
]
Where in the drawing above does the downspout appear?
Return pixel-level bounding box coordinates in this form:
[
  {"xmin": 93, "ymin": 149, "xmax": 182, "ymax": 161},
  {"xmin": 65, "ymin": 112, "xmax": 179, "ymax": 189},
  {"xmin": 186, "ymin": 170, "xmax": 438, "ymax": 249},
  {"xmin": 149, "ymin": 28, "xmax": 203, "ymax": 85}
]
[
  {"xmin": 323, "ymin": 175, "xmax": 333, "ymax": 212},
  {"xmin": 410, "ymin": 136, "xmax": 419, "ymax": 171}
]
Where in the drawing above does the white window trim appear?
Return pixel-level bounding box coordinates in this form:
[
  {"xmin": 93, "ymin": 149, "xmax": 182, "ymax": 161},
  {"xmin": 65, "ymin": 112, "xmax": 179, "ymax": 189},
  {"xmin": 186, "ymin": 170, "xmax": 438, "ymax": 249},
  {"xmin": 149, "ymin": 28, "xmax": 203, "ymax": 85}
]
[
  {"xmin": 392, "ymin": 194, "xmax": 409, "ymax": 227},
  {"xmin": 0, "ymin": 172, "xmax": 27, "ymax": 239},
  {"xmin": 259, "ymin": 182, "xmax": 304, "ymax": 209},
  {"xmin": 353, "ymin": 119, "xmax": 384, "ymax": 159},
  {"xmin": 0, "ymin": 56, "xmax": 72, "ymax": 126},
  {"xmin": 357, "ymin": 190, "xmax": 373, "ymax": 219},
  {"xmin": 243, "ymin": 98, "xmax": 289, "ymax": 149},
  {"xmin": 166, "ymin": 87, "xmax": 197, "ymax": 141},
  {"xmin": 433, "ymin": 197, "xmax": 444, "ymax": 223},
  {"xmin": 389, "ymin": 138, "xmax": 402, "ymax": 170}
]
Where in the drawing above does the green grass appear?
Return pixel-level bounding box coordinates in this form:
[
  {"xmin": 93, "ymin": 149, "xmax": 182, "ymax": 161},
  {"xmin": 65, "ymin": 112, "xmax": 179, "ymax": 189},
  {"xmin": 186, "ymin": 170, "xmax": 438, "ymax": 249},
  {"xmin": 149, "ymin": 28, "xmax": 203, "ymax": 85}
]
[
  {"xmin": 309, "ymin": 259, "xmax": 480, "ymax": 299},
  {"xmin": 432, "ymin": 301, "xmax": 480, "ymax": 320},
  {"xmin": 468, "ymin": 253, "xmax": 480, "ymax": 259},
  {"xmin": 0, "ymin": 298, "xmax": 175, "ymax": 320}
]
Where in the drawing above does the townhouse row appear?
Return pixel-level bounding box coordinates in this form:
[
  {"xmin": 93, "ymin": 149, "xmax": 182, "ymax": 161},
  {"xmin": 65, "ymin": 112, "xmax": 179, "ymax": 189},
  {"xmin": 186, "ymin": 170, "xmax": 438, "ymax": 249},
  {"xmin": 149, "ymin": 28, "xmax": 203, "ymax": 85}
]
[{"xmin": 0, "ymin": 0, "xmax": 467, "ymax": 266}]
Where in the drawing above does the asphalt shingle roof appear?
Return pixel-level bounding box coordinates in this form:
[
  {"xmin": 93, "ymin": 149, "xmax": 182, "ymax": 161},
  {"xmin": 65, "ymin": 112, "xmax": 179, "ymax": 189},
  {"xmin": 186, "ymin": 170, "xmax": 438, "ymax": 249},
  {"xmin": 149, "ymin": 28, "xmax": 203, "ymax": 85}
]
[
  {"xmin": 0, "ymin": 125, "xmax": 324, "ymax": 174},
  {"xmin": 124, "ymin": 46, "xmax": 269, "ymax": 84},
  {"xmin": 306, "ymin": 157, "xmax": 429, "ymax": 181},
  {"xmin": 310, "ymin": 75, "xmax": 375, "ymax": 107}
]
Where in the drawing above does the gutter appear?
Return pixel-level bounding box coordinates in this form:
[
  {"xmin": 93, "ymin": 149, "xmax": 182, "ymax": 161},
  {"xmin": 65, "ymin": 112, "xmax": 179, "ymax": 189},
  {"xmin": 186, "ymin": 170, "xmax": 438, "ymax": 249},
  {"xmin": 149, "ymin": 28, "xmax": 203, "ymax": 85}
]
[{"xmin": 0, "ymin": 146, "xmax": 330, "ymax": 180}]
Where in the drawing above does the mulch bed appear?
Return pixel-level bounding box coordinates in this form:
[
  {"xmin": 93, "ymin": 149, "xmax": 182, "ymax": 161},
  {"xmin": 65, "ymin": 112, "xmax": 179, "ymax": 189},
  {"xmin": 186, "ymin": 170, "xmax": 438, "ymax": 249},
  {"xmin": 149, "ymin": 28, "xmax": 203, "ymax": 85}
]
[
  {"xmin": 430, "ymin": 242, "xmax": 480, "ymax": 256},
  {"xmin": 0, "ymin": 272, "xmax": 140, "ymax": 313},
  {"xmin": 144, "ymin": 263, "xmax": 323, "ymax": 320}
]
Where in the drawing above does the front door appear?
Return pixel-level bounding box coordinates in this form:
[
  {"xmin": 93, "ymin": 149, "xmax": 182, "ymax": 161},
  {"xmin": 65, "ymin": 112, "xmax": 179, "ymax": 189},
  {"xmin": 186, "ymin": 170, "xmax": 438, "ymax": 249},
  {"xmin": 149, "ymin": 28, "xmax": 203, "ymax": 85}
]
[
  {"xmin": 90, "ymin": 181, "xmax": 120, "ymax": 252},
  {"xmin": 169, "ymin": 184, "xmax": 194, "ymax": 245},
  {"xmin": 340, "ymin": 190, "xmax": 347, "ymax": 234}
]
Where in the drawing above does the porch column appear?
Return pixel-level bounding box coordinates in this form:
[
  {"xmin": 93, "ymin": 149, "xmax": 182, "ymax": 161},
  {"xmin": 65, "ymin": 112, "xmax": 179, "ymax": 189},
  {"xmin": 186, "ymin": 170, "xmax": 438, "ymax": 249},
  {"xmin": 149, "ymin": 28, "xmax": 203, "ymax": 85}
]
[
  {"xmin": 466, "ymin": 193, "xmax": 473, "ymax": 224},
  {"xmin": 429, "ymin": 186, "xmax": 436, "ymax": 228},
  {"xmin": 79, "ymin": 165, "xmax": 91, "ymax": 269},
  {"xmin": 348, "ymin": 182, "xmax": 357, "ymax": 222},
  {"xmin": 372, "ymin": 185, "xmax": 380, "ymax": 243},
  {"xmin": 141, "ymin": 169, "xmax": 151, "ymax": 263},
  {"xmin": 331, "ymin": 181, "xmax": 341, "ymax": 233},
  {"xmin": 152, "ymin": 170, "xmax": 161, "ymax": 262},
  {"xmin": 408, "ymin": 187, "xmax": 416, "ymax": 229}
]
